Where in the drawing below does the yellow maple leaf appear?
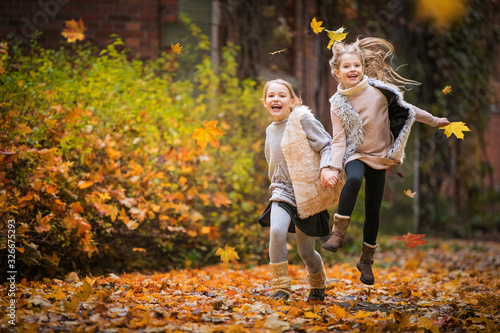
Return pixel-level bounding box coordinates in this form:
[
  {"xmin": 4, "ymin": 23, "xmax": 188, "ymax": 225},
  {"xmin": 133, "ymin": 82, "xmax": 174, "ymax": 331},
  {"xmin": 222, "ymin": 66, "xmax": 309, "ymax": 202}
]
[
  {"xmin": 215, "ymin": 244, "xmax": 239, "ymax": 265},
  {"xmin": 442, "ymin": 85, "xmax": 452, "ymax": 95},
  {"xmin": 18, "ymin": 123, "xmax": 33, "ymax": 137},
  {"xmin": 171, "ymin": 43, "xmax": 183, "ymax": 54},
  {"xmin": 329, "ymin": 304, "xmax": 347, "ymax": 319},
  {"xmin": 191, "ymin": 120, "xmax": 226, "ymax": 149},
  {"xmin": 326, "ymin": 27, "xmax": 348, "ymax": 49},
  {"xmin": 310, "ymin": 17, "xmax": 325, "ymax": 34},
  {"xmin": 404, "ymin": 189, "xmax": 416, "ymax": 198},
  {"xmin": 62, "ymin": 18, "xmax": 86, "ymax": 43},
  {"xmin": 441, "ymin": 121, "xmax": 471, "ymax": 139},
  {"xmin": 304, "ymin": 311, "xmax": 321, "ymax": 319}
]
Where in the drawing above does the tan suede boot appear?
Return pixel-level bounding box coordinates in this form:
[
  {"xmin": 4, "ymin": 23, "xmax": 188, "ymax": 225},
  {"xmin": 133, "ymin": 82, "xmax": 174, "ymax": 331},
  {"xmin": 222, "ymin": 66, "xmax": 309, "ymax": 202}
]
[
  {"xmin": 307, "ymin": 266, "xmax": 326, "ymax": 302},
  {"xmin": 356, "ymin": 242, "xmax": 378, "ymax": 285},
  {"xmin": 322, "ymin": 213, "xmax": 350, "ymax": 252},
  {"xmin": 270, "ymin": 261, "xmax": 291, "ymax": 300}
]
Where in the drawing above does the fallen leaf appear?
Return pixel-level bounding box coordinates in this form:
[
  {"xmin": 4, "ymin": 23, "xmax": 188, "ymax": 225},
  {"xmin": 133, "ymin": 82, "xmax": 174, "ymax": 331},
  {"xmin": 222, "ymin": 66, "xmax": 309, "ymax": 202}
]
[
  {"xmin": 62, "ymin": 18, "xmax": 86, "ymax": 43},
  {"xmin": 396, "ymin": 233, "xmax": 430, "ymax": 248},
  {"xmin": 441, "ymin": 121, "xmax": 471, "ymax": 139},
  {"xmin": 18, "ymin": 123, "xmax": 33, "ymax": 137},
  {"xmin": 35, "ymin": 213, "xmax": 54, "ymax": 233}
]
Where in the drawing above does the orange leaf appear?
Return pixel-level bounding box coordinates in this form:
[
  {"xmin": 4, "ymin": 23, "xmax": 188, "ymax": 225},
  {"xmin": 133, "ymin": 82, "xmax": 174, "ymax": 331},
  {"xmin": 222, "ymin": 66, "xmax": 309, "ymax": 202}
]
[
  {"xmin": 396, "ymin": 233, "xmax": 430, "ymax": 248},
  {"xmin": 171, "ymin": 42, "xmax": 183, "ymax": 54},
  {"xmin": 442, "ymin": 85, "xmax": 452, "ymax": 95},
  {"xmin": 212, "ymin": 192, "xmax": 232, "ymax": 208},
  {"xmin": 133, "ymin": 248, "xmax": 147, "ymax": 252},
  {"xmin": 35, "ymin": 213, "xmax": 54, "ymax": 233},
  {"xmin": 404, "ymin": 189, "xmax": 416, "ymax": 198},
  {"xmin": 215, "ymin": 244, "xmax": 239, "ymax": 265},
  {"xmin": 62, "ymin": 18, "xmax": 86, "ymax": 42},
  {"xmin": 78, "ymin": 180, "xmax": 94, "ymax": 189},
  {"xmin": 191, "ymin": 120, "xmax": 225, "ymax": 149}
]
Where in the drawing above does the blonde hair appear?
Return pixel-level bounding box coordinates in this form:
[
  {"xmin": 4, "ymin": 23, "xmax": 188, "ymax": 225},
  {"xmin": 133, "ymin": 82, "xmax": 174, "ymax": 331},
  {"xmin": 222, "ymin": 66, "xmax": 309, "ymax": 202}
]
[
  {"xmin": 329, "ymin": 37, "xmax": 420, "ymax": 90},
  {"xmin": 262, "ymin": 79, "xmax": 303, "ymax": 107}
]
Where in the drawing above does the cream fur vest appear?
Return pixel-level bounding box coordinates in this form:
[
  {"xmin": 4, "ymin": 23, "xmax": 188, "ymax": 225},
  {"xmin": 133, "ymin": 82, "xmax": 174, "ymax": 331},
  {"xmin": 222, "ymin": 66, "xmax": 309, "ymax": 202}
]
[{"xmin": 281, "ymin": 105, "xmax": 345, "ymax": 219}]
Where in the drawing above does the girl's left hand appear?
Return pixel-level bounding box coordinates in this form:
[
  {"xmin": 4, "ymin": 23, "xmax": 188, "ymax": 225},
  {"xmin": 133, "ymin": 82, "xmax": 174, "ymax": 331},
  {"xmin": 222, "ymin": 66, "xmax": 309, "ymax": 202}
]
[
  {"xmin": 321, "ymin": 169, "xmax": 338, "ymax": 189},
  {"xmin": 437, "ymin": 117, "xmax": 451, "ymax": 128}
]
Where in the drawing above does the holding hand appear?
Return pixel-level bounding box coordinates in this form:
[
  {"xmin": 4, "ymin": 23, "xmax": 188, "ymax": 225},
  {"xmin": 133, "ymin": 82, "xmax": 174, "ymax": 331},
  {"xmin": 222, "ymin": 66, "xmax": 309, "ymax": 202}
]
[
  {"xmin": 321, "ymin": 168, "xmax": 339, "ymax": 189},
  {"xmin": 437, "ymin": 117, "xmax": 451, "ymax": 128}
]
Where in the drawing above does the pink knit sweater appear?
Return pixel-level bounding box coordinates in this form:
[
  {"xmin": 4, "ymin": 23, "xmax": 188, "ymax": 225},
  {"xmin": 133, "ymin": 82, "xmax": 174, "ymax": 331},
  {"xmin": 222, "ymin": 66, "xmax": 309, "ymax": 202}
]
[{"xmin": 331, "ymin": 77, "xmax": 440, "ymax": 170}]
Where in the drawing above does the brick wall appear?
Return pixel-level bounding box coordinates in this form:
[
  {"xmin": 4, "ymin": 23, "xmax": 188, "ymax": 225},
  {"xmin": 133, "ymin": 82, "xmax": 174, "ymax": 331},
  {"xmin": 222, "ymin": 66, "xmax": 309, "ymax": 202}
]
[{"xmin": 0, "ymin": 0, "xmax": 178, "ymax": 60}]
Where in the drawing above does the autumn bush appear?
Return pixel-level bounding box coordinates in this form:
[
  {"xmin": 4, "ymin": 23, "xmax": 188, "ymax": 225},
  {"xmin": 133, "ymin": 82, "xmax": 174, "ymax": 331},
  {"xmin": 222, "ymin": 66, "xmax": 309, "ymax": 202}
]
[{"xmin": 0, "ymin": 25, "xmax": 272, "ymax": 278}]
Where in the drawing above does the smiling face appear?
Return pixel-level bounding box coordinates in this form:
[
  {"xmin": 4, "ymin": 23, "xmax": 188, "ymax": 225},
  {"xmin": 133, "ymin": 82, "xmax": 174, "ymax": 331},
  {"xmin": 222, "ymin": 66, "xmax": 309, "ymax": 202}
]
[
  {"xmin": 334, "ymin": 53, "xmax": 364, "ymax": 89},
  {"xmin": 263, "ymin": 82, "xmax": 296, "ymax": 121}
]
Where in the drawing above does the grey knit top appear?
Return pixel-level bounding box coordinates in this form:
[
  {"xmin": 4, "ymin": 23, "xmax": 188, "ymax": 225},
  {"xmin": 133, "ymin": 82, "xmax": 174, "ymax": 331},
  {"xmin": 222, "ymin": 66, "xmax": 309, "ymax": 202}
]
[{"xmin": 265, "ymin": 114, "xmax": 333, "ymax": 206}]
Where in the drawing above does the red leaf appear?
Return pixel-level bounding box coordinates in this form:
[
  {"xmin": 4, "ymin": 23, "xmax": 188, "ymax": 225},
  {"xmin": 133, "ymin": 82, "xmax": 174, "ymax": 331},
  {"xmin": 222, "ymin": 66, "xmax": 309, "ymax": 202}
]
[{"xmin": 396, "ymin": 233, "xmax": 430, "ymax": 248}]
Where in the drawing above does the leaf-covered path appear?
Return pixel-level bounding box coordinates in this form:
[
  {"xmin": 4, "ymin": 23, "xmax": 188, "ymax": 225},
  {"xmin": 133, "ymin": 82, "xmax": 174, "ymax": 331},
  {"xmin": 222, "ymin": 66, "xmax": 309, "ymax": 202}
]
[{"xmin": 1, "ymin": 239, "xmax": 499, "ymax": 332}]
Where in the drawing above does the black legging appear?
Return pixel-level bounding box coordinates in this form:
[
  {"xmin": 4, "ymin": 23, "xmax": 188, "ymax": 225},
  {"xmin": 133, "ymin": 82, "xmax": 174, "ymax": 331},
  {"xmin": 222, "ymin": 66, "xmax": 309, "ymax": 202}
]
[{"xmin": 338, "ymin": 160, "xmax": 386, "ymax": 245}]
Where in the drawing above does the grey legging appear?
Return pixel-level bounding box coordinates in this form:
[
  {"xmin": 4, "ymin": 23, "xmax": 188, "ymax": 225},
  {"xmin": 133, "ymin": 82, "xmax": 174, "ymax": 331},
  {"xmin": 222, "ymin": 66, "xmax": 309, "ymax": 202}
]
[{"xmin": 269, "ymin": 202, "xmax": 323, "ymax": 273}]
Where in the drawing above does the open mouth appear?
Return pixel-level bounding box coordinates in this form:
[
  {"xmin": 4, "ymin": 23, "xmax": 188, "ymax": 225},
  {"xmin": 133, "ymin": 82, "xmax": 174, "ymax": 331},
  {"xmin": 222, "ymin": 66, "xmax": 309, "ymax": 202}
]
[
  {"xmin": 347, "ymin": 74, "xmax": 358, "ymax": 79},
  {"xmin": 271, "ymin": 104, "xmax": 282, "ymax": 110}
]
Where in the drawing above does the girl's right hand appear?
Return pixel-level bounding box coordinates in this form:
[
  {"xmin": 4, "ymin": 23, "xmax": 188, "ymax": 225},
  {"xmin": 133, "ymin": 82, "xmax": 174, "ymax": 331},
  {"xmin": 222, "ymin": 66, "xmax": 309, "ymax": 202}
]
[{"xmin": 321, "ymin": 169, "xmax": 339, "ymax": 189}]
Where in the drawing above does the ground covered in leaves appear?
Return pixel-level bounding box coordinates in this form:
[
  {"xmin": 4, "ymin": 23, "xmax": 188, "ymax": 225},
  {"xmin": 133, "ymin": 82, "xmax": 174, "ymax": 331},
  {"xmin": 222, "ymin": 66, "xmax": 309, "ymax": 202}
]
[{"xmin": 1, "ymin": 239, "xmax": 499, "ymax": 332}]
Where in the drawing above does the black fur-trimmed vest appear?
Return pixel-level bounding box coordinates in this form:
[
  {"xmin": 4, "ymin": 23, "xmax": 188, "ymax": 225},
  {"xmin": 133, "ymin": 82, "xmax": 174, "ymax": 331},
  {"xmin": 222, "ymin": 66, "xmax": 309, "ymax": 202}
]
[{"xmin": 329, "ymin": 78, "xmax": 416, "ymax": 166}]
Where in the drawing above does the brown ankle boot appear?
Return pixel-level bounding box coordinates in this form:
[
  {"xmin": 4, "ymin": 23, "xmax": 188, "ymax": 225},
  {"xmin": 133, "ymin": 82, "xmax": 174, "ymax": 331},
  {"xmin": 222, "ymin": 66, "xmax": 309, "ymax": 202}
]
[
  {"xmin": 270, "ymin": 261, "xmax": 291, "ymax": 300},
  {"xmin": 356, "ymin": 242, "xmax": 378, "ymax": 285},
  {"xmin": 322, "ymin": 213, "xmax": 350, "ymax": 252}
]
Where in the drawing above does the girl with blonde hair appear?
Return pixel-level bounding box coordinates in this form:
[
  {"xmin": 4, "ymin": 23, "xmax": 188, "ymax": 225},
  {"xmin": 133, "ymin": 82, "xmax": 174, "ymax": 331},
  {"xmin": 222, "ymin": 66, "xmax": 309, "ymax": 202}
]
[{"xmin": 321, "ymin": 37, "xmax": 450, "ymax": 285}]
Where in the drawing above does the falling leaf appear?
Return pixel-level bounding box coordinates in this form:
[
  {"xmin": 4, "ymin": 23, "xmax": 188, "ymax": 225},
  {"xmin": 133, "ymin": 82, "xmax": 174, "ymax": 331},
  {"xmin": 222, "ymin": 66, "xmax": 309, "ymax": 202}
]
[
  {"xmin": 62, "ymin": 18, "xmax": 86, "ymax": 43},
  {"xmin": 171, "ymin": 43, "xmax": 183, "ymax": 54},
  {"xmin": 396, "ymin": 233, "xmax": 430, "ymax": 248},
  {"xmin": 442, "ymin": 85, "xmax": 452, "ymax": 95},
  {"xmin": 191, "ymin": 120, "xmax": 226, "ymax": 149},
  {"xmin": 326, "ymin": 27, "xmax": 348, "ymax": 49},
  {"xmin": 269, "ymin": 48, "xmax": 287, "ymax": 59},
  {"xmin": 404, "ymin": 189, "xmax": 416, "ymax": 198},
  {"xmin": 415, "ymin": 0, "xmax": 467, "ymax": 29},
  {"xmin": 215, "ymin": 244, "xmax": 239, "ymax": 265},
  {"xmin": 310, "ymin": 17, "xmax": 325, "ymax": 34},
  {"xmin": 441, "ymin": 121, "xmax": 471, "ymax": 139}
]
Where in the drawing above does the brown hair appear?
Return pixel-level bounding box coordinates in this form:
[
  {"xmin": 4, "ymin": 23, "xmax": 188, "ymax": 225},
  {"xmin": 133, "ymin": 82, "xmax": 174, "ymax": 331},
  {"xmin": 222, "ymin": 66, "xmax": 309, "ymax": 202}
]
[
  {"xmin": 329, "ymin": 37, "xmax": 420, "ymax": 90},
  {"xmin": 262, "ymin": 79, "xmax": 303, "ymax": 107}
]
